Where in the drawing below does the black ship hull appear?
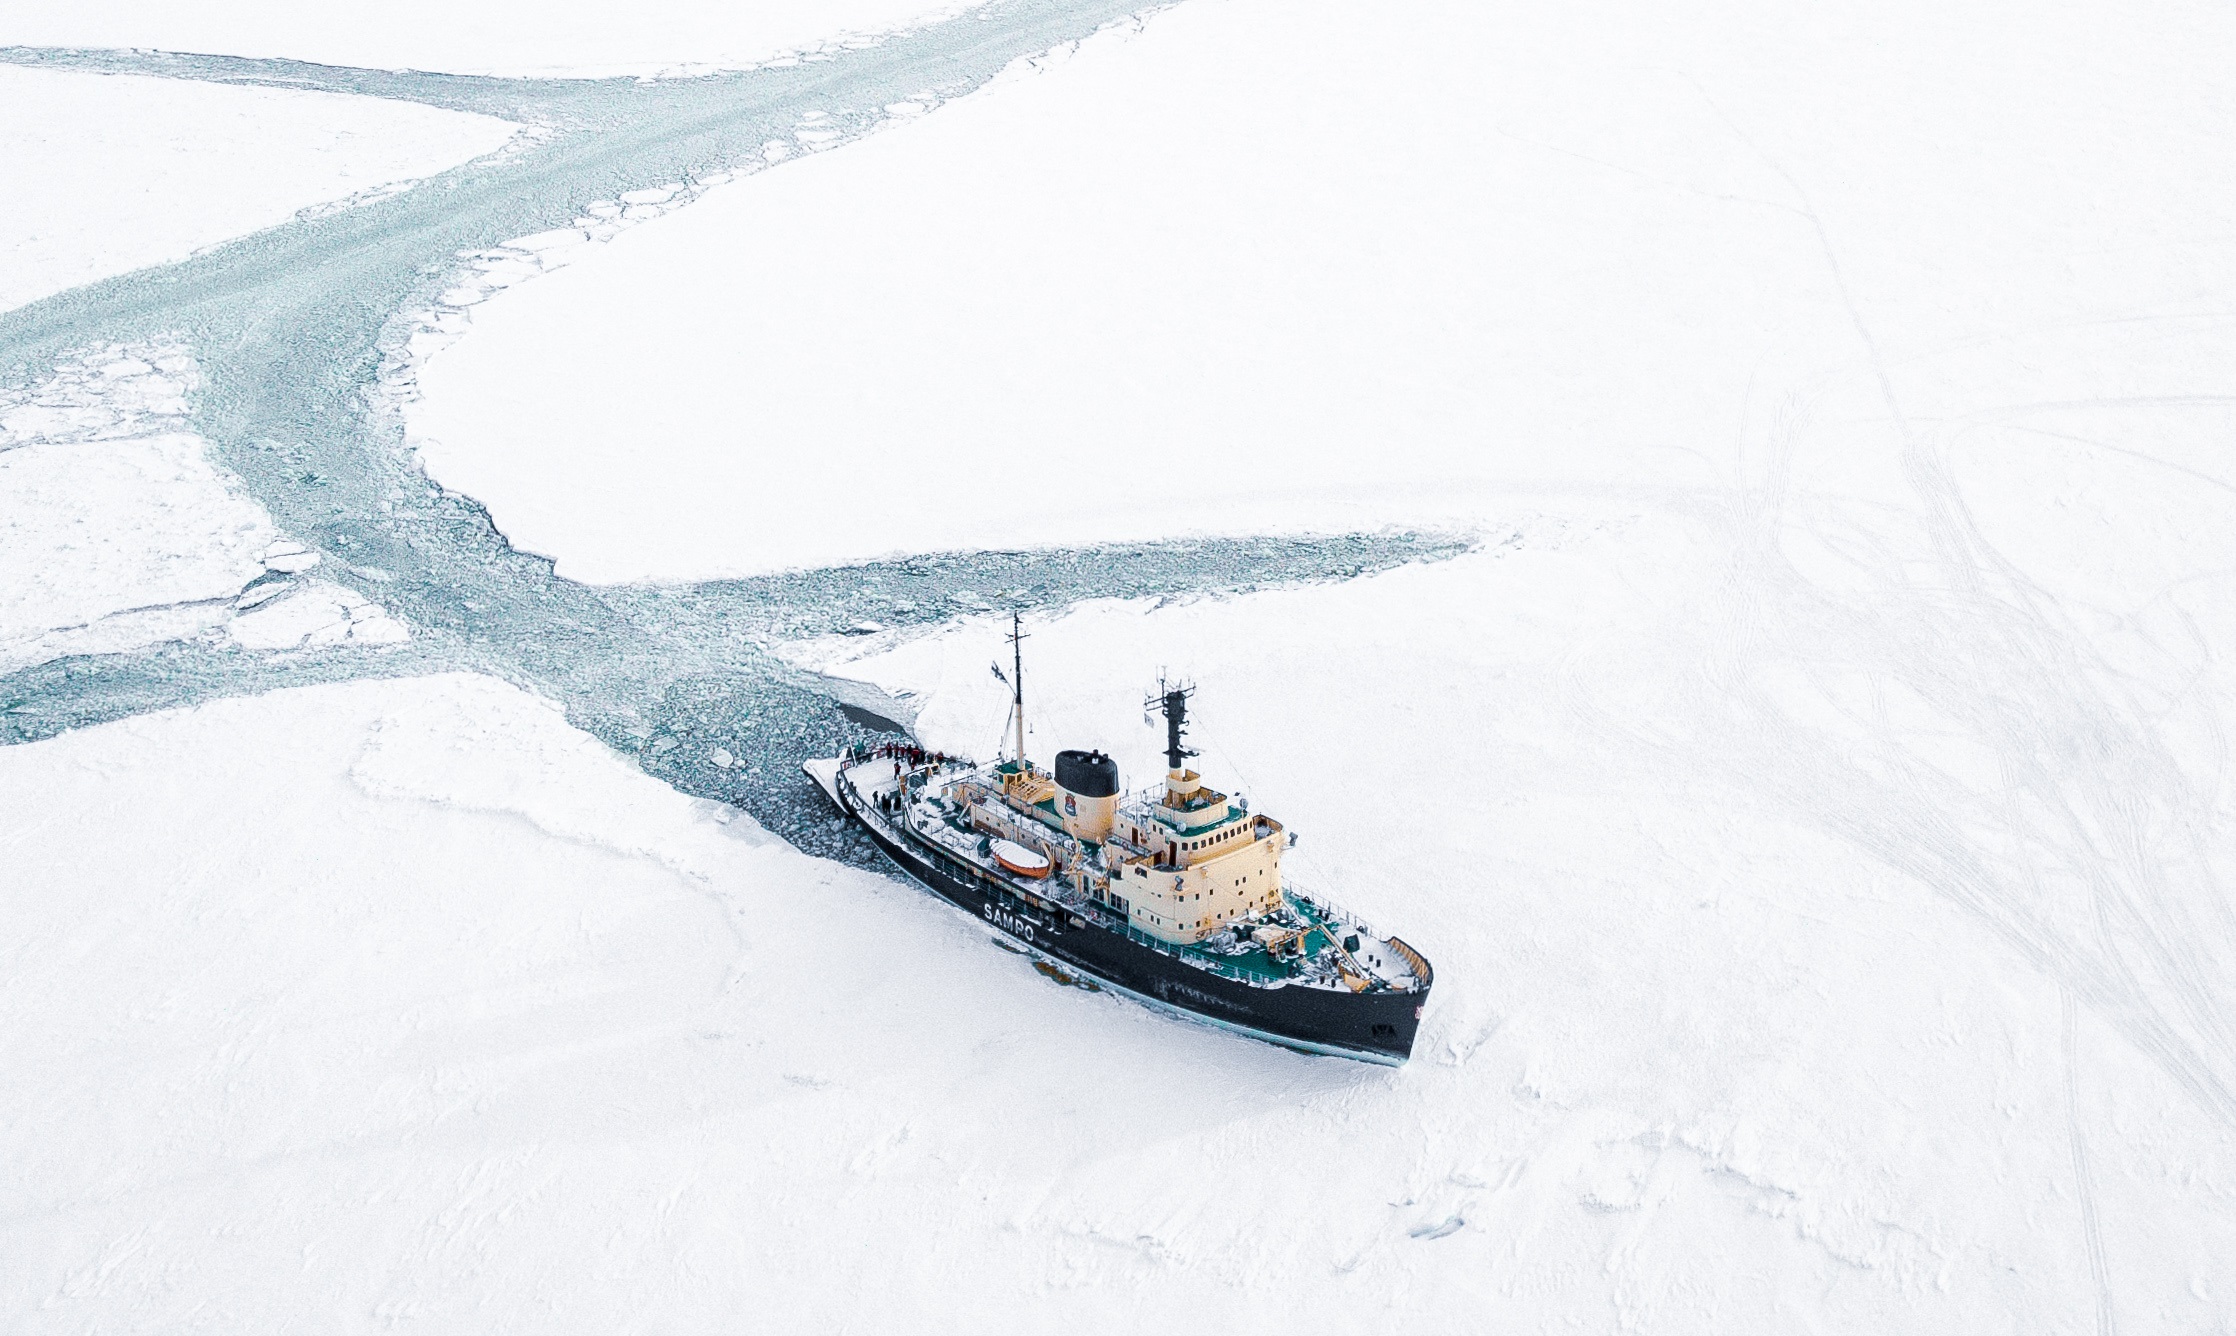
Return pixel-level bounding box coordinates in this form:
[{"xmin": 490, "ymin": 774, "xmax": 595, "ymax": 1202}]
[{"xmin": 828, "ymin": 769, "xmax": 1425, "ymax": 1064}]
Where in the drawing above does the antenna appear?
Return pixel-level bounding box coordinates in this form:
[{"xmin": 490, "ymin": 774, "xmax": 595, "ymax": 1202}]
[
  {"xmin": 1005, "ymin": 611, "xmax": 1028, "ymax": 764},
  {"xmin": 1144, "ymin": 674, "xmax": 1197, "ymax": 776}
]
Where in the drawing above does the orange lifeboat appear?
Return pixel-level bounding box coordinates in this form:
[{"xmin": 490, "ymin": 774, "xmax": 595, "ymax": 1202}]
[{"xmin": 991, "ymin": 838, "xmax": 1052, "ymax": 879}]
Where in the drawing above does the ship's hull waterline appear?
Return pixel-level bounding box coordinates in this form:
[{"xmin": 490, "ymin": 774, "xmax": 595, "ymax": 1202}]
[{"xmin": 810, "ymin": 761, "xmax": 1427, "ymax": 1064}]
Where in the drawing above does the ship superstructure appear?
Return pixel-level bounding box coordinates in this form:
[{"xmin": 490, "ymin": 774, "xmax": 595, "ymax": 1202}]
[{"xmin": 806, "ymin": 616, "xmax": 1433, "ymax": 1063}]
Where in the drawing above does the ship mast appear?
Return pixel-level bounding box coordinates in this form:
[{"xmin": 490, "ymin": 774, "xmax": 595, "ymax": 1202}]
[{"xmin": 1005, "ymin": 611, "xmax": 1028, "ymax": 765}]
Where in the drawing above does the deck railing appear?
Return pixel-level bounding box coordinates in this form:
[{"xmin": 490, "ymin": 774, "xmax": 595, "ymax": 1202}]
[
  {"xmin": 1283, "ymin": 885, "xmax": 1379, "ymax": 942},
  {"xmin": 1083, "ymin": 895, "xmax": 1402, "ymax": 991},
  {"xmin": 1083, "ymin": 909, "xmax": 1301, "ymax": 988},
  {"xmin": 1382, "ymin": 935, "xmax": 1435, "ymax": 988}
]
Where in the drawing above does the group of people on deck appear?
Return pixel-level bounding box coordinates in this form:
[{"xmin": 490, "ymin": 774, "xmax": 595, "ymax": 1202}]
[{"xmin": 854, "ymin": 739, "xmax": 950, "ymax": 771}]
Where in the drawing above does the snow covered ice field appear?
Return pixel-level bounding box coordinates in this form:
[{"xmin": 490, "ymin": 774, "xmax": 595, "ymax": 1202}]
[
  {"xmin": 0, "ymin": 0, "xmax": 990, "ymax": 78},
  {"xmin": 404, "ymin": 0, "xmax": 2236, "ymax": 582},
  {"xmin": 6, "ymin": 0, "xmax": 2236, "ymax": 1329},
  {"xmin": 790, "ymin": 549, "xmax": 2236, "ymax": 1327},
  {"xmin": 0, "ymin": 65, "xmax": 516, "ymax": 313}
]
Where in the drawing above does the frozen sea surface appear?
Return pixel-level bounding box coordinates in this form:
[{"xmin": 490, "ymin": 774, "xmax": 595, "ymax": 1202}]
[
  {"xmin": 0, "ymin": 1, "xmax": 1465, "ymax": 859},
  {"xmin": 0, "ymin": 0, "xmax": 993, "ymax": 78},
  {"xmin": 3, "ymin": 0, "xmax": 2234, "ymax": 1329},
  {"xmin": 804, "ymin": 534, "xmax": 2236, "ymax": 1329},
  {"xmin": 0, "ymin": 64, "xmax": 515, "ymax": 312},
  {"xmin": 402, "ymin": 0, "xmax": 2236, "ymax": 581},
  {"xmin": 8, "ymin": 544, "xmax": 2234, "ymax": 1330}
]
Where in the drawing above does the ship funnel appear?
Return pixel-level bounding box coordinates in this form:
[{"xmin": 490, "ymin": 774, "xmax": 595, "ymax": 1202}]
[{"xmin": 1054, "ymin": 748, "xmax": 1119, "ymax": 844}]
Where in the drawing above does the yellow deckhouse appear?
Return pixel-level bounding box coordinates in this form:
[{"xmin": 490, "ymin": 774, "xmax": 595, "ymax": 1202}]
[
  {"xmin": 1058, "ymin": 683, "xmax": 1281, "ymax": 946},
  {"xmin": 956, "ymin": 679, "xmax": 1294, "ymax": 946},
  {"xmin": 945, "ymin": 641, "xmax": 1297, "ymax": 948}
]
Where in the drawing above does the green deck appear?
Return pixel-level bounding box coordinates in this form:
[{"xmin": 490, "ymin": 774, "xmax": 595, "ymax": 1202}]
[
  {"xmin": 1169, "ymin": 898, "xmax": 1337, "ymax": 983},
  {"xmin": 1187, "ymin": 942, "xmax": 1293, "ymax": 984},
  {"xmin": 1151, "ymin": 805, "xmax": 1254, "ymax": 838}
]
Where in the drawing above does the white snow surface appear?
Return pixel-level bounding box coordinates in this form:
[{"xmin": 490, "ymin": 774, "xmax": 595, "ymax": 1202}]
[
  {"xmin": 794, "ymin": 531, "xmax": 2236, "ymax": 1329},
  {"xmin": 9, "ymin": 521, "xmax": 2236, "ymax": 1326},
  {"xmin": 0, "ymin": 430, "xmax": 276, "ymax": 671},
  {"xmin": 408, "ymin": 0, "xmax": 2236, "ymax": 583},
  {"xmin": 0, "ymin": 0, "xmax": 988, "ymax": 78},
  {"xmin": 12, "ymin": 0, "xmax": 2236, "ymax": 1326},
  {"xmin": 0, "ymin": 65, "xmax": 515, "ymax": 313}
]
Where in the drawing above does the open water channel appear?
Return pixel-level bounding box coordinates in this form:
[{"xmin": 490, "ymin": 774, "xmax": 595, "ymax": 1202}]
[{"xmin": 0, "ymin": 4, "xmax": 1472, "ymax": 862}]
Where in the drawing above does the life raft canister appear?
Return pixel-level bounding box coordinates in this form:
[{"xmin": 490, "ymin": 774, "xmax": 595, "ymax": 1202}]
[{"xmin": 991, "ymin": 838, "xmax": 1052, "ymax": 879}]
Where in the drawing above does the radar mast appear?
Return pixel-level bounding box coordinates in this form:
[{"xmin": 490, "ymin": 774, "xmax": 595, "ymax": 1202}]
[{"xmin": 1146, "ymin": 677, "xmax": 1197, "ymax": 779}]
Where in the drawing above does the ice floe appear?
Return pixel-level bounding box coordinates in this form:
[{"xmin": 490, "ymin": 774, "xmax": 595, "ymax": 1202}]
[{"xmin": 227, "ymin": 580, "xmax": 410, "ymax": 652}]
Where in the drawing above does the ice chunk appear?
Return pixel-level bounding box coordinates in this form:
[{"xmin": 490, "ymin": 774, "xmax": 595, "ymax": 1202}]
[{"xmin": 228, "ymin": 581, "xmax": 410, "ymax": 651}]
